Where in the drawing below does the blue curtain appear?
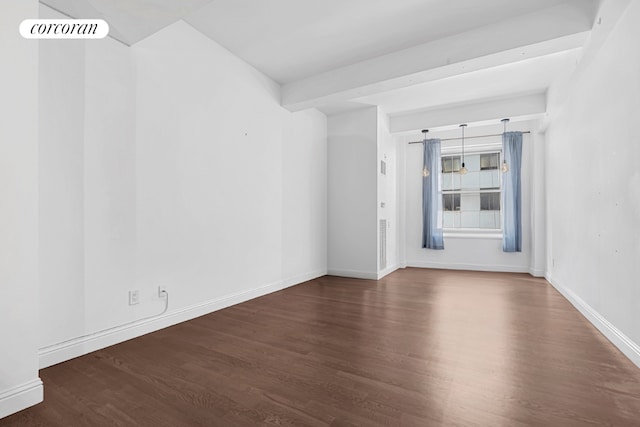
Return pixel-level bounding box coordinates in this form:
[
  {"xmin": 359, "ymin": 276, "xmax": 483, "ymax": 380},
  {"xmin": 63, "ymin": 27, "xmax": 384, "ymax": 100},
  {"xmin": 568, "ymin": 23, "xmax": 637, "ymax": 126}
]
[
  {"xmin": 422, "ymin": 139, "xmax": 444, "ymax": 250},
  {"xmin": 502, "ymin": 132, "xmax": 523, "ymax": 252}
]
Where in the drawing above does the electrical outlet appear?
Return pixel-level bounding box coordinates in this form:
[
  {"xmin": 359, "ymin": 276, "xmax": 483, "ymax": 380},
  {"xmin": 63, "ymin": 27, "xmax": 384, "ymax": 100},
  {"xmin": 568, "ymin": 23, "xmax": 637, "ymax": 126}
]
[
  {"xmin": 158, "ymin": 285, "xmax": 167, "ymax": 298},
  {"xmin": 129, "ymin": 290, "xmax": 140, "ymax": 305}
]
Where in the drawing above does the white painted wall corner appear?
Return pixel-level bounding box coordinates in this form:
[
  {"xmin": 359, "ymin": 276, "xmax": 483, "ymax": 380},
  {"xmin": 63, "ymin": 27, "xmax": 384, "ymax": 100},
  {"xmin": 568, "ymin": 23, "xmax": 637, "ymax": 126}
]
[
  {"xmin": 281, "ymin": 269, "xmax": 327, "ymax": 288},
  {"xmin": 327, "ymin": 269, "xmax": 379, "ymax": 280},
  {"xmin": 0, "ymin": 380, "xmax": 43, "ymax": 420},
  {"xmin": 377, "ymin": 264, "xmax": 400, "ymax": 280}
]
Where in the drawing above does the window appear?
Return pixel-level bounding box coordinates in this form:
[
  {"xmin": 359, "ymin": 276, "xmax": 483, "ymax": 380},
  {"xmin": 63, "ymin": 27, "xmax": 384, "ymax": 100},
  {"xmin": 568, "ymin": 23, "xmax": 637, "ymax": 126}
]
[{"xmin": 441, "ymin": 150, "xmax": 503, "ymax": 230}]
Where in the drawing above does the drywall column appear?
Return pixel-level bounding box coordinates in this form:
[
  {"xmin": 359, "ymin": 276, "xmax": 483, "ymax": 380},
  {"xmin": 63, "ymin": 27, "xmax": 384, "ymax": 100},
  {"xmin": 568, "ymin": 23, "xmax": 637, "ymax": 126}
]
[
  {"xmin": 529, "ymin": 130, "xmax": 546, "ymax": 276},
  {"xmin": 327, "ymin": 107, "xmax": 378, "ymax": 279},
  {"xmin": 0, "ymin": 0, "xmax": 43, "ymax": 418},
  {"xmin": 397, "ymin": 136, "xmax": 408, "ymax": 269},
  {"xmin": 377, "ymin": 109, "xmax": 398, "ymax": 277}
]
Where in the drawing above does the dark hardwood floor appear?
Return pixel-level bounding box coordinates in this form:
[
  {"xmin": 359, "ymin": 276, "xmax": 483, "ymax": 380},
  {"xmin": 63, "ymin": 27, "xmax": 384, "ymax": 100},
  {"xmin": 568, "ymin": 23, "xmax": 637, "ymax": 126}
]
[{"xmin": 3, "ymin": 268, "xmax": 640, "ymax": 426}]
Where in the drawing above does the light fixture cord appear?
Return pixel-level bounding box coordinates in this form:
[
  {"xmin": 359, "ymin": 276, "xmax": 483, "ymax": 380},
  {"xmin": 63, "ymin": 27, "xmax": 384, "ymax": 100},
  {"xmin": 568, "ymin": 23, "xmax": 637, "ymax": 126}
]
[{"xmin": 461, "ymin": 125, "xmax": 465, "ymax": 166}]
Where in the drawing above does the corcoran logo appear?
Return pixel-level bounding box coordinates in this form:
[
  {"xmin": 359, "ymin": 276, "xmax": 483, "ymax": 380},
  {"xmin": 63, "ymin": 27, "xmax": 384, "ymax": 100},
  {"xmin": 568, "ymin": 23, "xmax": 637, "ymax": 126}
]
[{"xmin": 20, "ymin": 19, "xmax": 109, "ymax": 39}]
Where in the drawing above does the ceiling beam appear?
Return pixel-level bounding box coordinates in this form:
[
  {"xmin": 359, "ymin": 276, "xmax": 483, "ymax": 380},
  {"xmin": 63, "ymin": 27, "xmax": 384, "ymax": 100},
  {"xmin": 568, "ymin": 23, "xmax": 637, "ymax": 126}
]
[
  {"xmin": 389, "ymin": 93, "xmax": 547, "ymax": 134},
  {"xmin": 282, "ymin": 0, "xmax": 595, "ymax": 112}
]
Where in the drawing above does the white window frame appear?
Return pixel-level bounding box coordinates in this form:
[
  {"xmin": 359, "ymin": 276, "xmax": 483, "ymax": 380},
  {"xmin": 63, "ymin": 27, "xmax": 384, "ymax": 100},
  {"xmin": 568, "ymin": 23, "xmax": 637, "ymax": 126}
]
[{"xmin": 440, "ymin": 142, "xmax": 504, "ymax": 239}]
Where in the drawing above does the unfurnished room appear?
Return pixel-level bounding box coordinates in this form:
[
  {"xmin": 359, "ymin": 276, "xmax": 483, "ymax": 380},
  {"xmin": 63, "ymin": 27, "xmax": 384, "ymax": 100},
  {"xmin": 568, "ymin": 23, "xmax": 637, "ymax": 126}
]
[{"xmin": 1, "ymin": 0, "xmax": 640, "ymax": 425}]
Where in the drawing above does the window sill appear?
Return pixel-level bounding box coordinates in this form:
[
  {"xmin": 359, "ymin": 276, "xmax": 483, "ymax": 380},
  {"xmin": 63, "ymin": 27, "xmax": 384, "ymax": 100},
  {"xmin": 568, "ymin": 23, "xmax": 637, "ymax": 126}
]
[{"xmin": 443, "ymin": 229, "xmax": 503, "ymax": 240}]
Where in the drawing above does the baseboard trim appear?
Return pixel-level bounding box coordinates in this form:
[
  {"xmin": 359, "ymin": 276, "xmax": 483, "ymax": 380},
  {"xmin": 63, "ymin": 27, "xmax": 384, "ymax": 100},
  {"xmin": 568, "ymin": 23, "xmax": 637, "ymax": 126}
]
[
  {"xmin": 407, "ymin": 261, "xmax": 530, "ymax": 274},
  {"xmin": 282, "ymin": 269, "xmax": 326, "ymax": 288},
  {"xmin": 546, "ymin": 274, "xmax": 640, "ymax": 369},
  {"xmin": 529, "ymin": 267, "xmax": 545, "ymax": 277},
  {"xmin": 39, "ymin": 271, "xmax": 323, "ymax": 369},
  {"xmin": 377, "ymin": 264, "xmax": 400, "ymax": 280},
  {"xmin": 327, "ymin": 269, "xmax": 378, "ymax": 280},
  {"xmin": 0, "ymin": 379, "xmax": 43, "ymax": 419}
]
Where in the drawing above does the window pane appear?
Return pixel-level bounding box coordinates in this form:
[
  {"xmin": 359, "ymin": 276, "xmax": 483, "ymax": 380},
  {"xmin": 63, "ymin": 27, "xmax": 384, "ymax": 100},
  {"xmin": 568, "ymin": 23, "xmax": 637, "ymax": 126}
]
[
  {"xmin": 480, "ymin": 192, "xmax": 500, "ymax": 211},
  {"xmin": 461, "ymin": 211, "xmax": 480, "ymax": 228},
  {"xmin": 442, "ymin": 156, "xmax": 461, "ymax": 173},
  {"xmin": 442, "ymin": 157, "xmax": 450, "ymax": 173},
  {"xmin": 460, "ymin": 193, "xmax": 479, "ymax": 212},
  {"xmin": 480, "ymin": 153, "xmax": 499, "ymax": 170},
  {"xmin": 443, "ymin": 193, "xmax": 460, "ymax": 211},
  {"xmin": 442, "ymin": 173, "xmax": 460, "ymax": 191},
  {"xmin": 465, "ymin": 154, "xmax": 480, "ymax": 172},
  {"xmin": 443, "ymin": 211, "xmax": 455, "ymax": 228},
  {"xmin": 450, "ymin": 172, "xmax": 461, "ymax": 190},
  {"xmin": 461, "ymin": 171, "xmax": 479, "ymax": 190},
  {"xmin": 479, "ymin": 170, "xmax": 499, "ymax": 189},
  {"xmin": 479, "ymin": 211, "xmax": 500, "ymax": 229}
]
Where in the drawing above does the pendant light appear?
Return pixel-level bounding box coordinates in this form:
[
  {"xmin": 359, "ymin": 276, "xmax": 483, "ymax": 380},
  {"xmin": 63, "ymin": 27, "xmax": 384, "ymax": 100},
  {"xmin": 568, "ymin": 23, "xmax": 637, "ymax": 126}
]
[
  {"xmin": 422, "ymin": 129, "xmax": 430, "ymax": 177},
  {"xmin": 459, "ymin": 124, "xmax": 468, "ymax": 175},
  {"xmin": 501, "ymin": 118, "xmax": 509, "ymax": 173}
]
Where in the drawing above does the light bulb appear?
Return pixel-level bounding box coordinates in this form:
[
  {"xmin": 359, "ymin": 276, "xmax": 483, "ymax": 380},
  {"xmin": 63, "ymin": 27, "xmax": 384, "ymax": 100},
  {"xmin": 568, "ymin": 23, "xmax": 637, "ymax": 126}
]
[
  {"xmin": 501, "ymin": 161, "xmax": 509, "ymax": 173},
  {"xmin": 423, "ymin": 167, "xmax": 430, "ymax": 177},
  {"xmin": 459, "ymin": 163, "xmax": 468, "ymax": 175}
]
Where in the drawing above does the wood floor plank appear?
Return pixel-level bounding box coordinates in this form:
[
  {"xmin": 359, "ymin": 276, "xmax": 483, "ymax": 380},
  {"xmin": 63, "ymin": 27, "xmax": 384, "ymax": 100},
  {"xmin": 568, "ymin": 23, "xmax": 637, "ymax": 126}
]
[{"xmin": 2, "ymin": 268, "xmax": 640, "ymax": 426}]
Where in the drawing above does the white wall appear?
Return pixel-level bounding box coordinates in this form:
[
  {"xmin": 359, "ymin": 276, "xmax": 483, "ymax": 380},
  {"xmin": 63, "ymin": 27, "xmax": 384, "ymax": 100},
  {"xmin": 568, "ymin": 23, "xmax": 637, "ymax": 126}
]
[
  {"xmin": 38, "ymin": 18, "xmax": 327, "ymax": 368},
  {"xmin": 399, "ymin": 121, "xmax": 544, "ymax": 273},
  {"xmin": 283, "ymin": 109, "xmax": 327, "ymax": 285},
  {"xmin": 545, "ymin": 0, "xmax": 640, "ymax": 366},
  {"xmin": 377, "ymin": 109, "xmax": 399, "ymax": 276},
  {"xmin": 135, "ymin": 21, "xmax": 286, "ymax": 312},
  {"xmin": 39, "ymin": 5, "xmax": 138, "ymax": 360},
  {"xmin": 327, "ymin": 107, "xmax": 378, "ymax": 278},
  {"xmin": 0, "ymin": 0, "xmax": 43, "ymax": 418},
  {"xmin": 39, "ymin": 5, "xmax": 86, "ymax": 348},
  {"xmin": 83, "ymin": 33, "xmax": 137, "ymax": 334}
]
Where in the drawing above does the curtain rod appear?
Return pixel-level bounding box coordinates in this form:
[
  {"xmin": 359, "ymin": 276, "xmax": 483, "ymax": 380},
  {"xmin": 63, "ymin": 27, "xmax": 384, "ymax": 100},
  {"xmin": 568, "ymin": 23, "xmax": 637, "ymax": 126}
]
[{"xmin": 408, "ymin": 131, "xmax": 531, "ymax": 144}]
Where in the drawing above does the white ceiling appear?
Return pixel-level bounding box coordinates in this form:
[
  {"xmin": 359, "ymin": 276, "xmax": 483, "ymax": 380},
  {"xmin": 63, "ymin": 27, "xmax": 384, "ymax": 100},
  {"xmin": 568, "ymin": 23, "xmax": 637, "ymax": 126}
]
[
  {"xmin": 185, "ymin": 0, "xmax": 574, "ymax": 84},
  {"xmin": 40, "ymin": 0, "xmax": 598, "ymax": 130}
]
